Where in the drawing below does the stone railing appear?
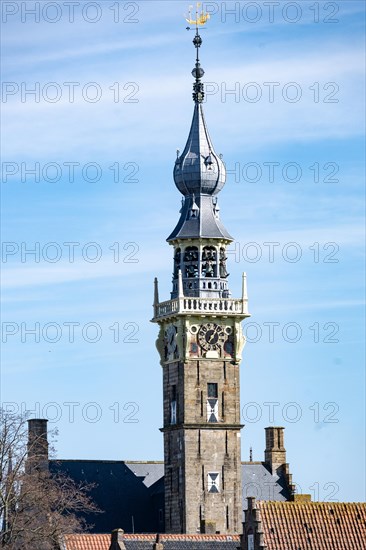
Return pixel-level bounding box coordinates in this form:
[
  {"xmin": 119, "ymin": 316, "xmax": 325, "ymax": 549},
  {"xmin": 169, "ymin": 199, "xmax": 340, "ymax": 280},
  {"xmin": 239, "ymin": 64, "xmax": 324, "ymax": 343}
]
[{"xmin": 153, "ymin": 296, "xmax": 249, "ymax": 320}]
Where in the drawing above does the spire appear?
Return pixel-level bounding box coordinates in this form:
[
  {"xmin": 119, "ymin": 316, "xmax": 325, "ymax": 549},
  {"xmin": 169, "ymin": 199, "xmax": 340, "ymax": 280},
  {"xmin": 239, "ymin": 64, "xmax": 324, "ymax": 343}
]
[{"xmin": 169, "ymin": 14, "xmax": 231, "ymax": 242}]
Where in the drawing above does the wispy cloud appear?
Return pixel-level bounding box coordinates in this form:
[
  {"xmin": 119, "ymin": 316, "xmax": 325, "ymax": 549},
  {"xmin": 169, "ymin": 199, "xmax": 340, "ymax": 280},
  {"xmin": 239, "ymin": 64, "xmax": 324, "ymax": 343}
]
[{"xmin": 2, "ymin": 43, "xmax": 364, "ymax": 161}]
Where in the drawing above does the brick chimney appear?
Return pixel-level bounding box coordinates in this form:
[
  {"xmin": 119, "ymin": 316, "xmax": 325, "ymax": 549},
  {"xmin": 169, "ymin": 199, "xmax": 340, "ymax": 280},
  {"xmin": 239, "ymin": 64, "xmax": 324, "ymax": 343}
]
[
  {"xmin": 264, "ymin": 427, "xmax": 286, "ymax": 474},
  {"xmin": 27, "ymin": 419, "xmax": 49, "ymax": 471},
  {"xmin": 109, "ymin": 529, "xmax": 126, "ymax": 550}
]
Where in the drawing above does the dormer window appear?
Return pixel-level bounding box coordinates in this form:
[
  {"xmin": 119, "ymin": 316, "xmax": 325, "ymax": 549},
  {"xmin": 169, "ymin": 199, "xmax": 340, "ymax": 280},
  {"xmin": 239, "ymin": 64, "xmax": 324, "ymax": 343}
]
[
  {"xmin": 190, "ymin": 207, "xmax": 198, "ymax": 219},
  {"xmin": 189, "ymin": 195, "xmax": 199, "ymax": 219},
  {"xmin": 204, "ymin": 154, "xmax": 214, "ymax": 170}
]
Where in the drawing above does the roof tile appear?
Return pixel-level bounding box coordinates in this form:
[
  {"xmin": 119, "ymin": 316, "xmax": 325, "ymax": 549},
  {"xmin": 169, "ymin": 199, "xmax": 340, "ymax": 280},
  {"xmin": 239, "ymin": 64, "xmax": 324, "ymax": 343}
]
[{"xmin": 256, "ymin": 501, "xmax": 366, "ymax": 550}]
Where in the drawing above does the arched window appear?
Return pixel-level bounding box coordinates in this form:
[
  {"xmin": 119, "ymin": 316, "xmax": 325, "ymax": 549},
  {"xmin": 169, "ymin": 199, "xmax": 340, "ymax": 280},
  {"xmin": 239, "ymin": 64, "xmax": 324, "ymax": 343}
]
[
  {"xmin": 174, "ymin": 248, "xmax": 181, "ymax": 277},
  {"xmin": 202, "ymin": 246, "xmax": 217, "ymax": 277},
  {"xmin": 184, "ymin": 247, "xmax": 198, "ymax": 278},
  {"xmin": 219, "ymin": 247, "xmax": 229, "ymax": 278}
]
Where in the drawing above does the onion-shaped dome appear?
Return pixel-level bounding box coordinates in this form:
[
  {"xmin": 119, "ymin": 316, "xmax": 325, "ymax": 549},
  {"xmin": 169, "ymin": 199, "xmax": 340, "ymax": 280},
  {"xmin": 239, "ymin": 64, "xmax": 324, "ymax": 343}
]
[
  {"xmin": 173, "ymin": 103, "xmax": 226, "ymax": 197},
  {"xmin": 168, "ymin": 28, "xmax": 232, "ymax": 243}
]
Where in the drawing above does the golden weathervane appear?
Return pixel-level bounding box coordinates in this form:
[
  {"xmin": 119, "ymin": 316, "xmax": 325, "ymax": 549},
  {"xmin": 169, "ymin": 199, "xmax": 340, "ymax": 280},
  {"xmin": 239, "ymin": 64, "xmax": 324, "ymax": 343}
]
[{"xmin": 185, "ymin": 3, "xmax": 210, "ymax": 27}]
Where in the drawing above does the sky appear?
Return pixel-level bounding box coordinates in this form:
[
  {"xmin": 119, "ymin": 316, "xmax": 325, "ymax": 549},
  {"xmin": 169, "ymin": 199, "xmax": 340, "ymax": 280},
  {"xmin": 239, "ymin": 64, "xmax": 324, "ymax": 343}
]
[{"xmin": 1, "ymin": 0, "xmax": 365, "ymax": 504}]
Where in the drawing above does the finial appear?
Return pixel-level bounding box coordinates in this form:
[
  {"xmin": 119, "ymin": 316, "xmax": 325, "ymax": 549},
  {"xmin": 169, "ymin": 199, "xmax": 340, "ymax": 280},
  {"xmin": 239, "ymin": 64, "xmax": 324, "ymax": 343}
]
[
  {"xmin": 153, "ymin": 277, "xmax": 159, "ymax": 307},
  {"xmin": 185, "ymin": 3, "xmax": 210, "ymax": 103},
  {"xmin": 192, "ymin": 31, "xmax": 205, "ymax": 103},
  {"xmin": 176, "ymin": 149, "xmax": 180, "ymax": 159},
  {"xmin": 242, "ymin": 272, "xmax": 248, "ymax": 301},
  {"xmin": 178, "ymin": 269, "xmax": 184, "ymax": 298},
  {"xmin": 242, "ymin": 272, "xmax": 248, "ymax": 314}
]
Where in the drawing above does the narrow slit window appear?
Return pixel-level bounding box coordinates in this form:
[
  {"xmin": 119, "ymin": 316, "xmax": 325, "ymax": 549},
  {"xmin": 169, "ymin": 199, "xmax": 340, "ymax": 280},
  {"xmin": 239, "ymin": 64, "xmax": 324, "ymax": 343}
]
[
  {"xmin": 207, "ymin": 383, "xmax": 218, "ymax": 422},
  {"xmin": 170, "ymin": 385, "xmax": 177, "ymax": 424}
]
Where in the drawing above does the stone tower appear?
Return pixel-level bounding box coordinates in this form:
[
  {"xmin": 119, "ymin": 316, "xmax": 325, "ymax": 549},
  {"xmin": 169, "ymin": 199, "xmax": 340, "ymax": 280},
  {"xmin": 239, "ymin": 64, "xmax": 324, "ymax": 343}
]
[{"xmin": 152, "ymin": 25, "xmax": 250, "ymax": 535}]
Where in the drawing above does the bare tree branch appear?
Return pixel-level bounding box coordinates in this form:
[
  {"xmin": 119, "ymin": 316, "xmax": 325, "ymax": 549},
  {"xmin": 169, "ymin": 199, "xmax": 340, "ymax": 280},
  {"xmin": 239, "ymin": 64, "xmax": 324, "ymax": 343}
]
[{"xmin": 0, "ymin": 411, "xmax": 99, "ymax": 550}]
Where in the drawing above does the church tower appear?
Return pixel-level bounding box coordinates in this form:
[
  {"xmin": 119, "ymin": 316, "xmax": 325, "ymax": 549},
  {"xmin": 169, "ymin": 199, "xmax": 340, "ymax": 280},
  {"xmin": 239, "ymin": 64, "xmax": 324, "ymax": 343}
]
[{"xmin": 152, "ymin": 19, "xmax": 250, "ymax": 535}]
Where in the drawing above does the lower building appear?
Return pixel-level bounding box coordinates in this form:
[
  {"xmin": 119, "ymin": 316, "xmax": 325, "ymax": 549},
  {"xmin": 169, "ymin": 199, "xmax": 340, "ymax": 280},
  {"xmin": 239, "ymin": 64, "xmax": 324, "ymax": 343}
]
[
  {"xmin": 242, "ymin": 497, "xmax": 366, "ymax": 549},
  {"xmin": 60, "ymin": 500, "xmax": 366, "ymax": 550},
  {"xmin": 42, "ymin": 423, "xmax": 294, "ymax": 534},
  {"xmin": 25, "ymin": 419, "xmax": 366, "ymax": 549}
]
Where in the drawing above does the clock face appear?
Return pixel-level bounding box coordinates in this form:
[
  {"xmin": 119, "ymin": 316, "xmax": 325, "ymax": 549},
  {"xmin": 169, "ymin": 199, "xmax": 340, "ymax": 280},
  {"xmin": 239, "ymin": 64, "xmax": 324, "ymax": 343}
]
[{"xmin": 198, "ymin": 323, "xmax": 225, "ymax": 351}]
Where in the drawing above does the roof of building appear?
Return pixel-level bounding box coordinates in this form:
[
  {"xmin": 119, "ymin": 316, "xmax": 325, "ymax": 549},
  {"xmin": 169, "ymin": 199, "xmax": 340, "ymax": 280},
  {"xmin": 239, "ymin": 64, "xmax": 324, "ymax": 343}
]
[
  {"xmin": 173, "ymin": 99, "xmax": 226, "ymax": 198},
  {"xmin": 50, "ymin": 459, "xmax": 291, "ymax": 534},
  {"xmin": 49, "ymin": 460, "xmax": 165, "ymax": 534},
  {"xmin": 168, "ymin": 100, "xmax": 233, "ymax": 242},
  {"xmin": 242, "ymin": 462, "xmax": 290, "ymax": 509},
  {"xmin": 124, "ymin": 461, "xmax": 165, "ymax": 489},
  {"xmin": 61, "ymin": 533, "xmax": 241, "ymax": 550},
  {"xmin": 61, "ymin": 534, "xmax": 109, "ymax": 550},
  {"xmin": 256, "ymin": 501, "xmax": 366, "ymax": 550},
  {"xmin": 167, "ymin": 193, "xmax": 233, "ymax": 242}
]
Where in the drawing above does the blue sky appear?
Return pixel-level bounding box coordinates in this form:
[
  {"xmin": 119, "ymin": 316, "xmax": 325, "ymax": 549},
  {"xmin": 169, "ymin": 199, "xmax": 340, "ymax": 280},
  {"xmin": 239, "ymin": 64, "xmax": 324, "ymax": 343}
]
[{"xmin": 1, "ymin": 0, "xmax": 365, "ymax": 503}]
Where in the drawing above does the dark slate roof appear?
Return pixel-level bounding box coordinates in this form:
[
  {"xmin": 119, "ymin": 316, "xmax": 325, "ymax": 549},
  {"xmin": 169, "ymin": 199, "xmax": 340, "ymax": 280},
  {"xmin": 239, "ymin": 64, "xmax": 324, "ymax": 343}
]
[
  {"xmin": 242, "ymin": 462, "xmax": 290, "ymax": 511},
  {"xmin": 161, "ymin": 542, "xmax": 239, "ymax": 550},
  {"xmin": 125, "ymin": 461, "xmax": 164, "ymax": 488},
  {"xmin": 167, "ymin": 194, "xmax": 233, "ymax": 242},
  {"xmin": 49, "ymin": 460, "xmax": 164, "ymax": 534},
  {"xmin": 173, "ymin": 103, "xmax": 226, "ymax": 198},
  {"xmin": 168, "ymin": 102, "xmax": 233, "ymax": 242},
  {"xmin": 51, "ymin": 460, "xmax": 290, "ymax": 534},
  {"xmin": 62, "ymin": 534, "xmax": 241, "ymax": 550}
]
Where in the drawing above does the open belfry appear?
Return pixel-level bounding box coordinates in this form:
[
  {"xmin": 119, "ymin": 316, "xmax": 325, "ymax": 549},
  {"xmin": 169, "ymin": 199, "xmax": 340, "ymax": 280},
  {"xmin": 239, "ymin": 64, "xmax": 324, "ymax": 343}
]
[{"xmin": 152, "ymin": 10, "xmax": 250, "ymax": 535}]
